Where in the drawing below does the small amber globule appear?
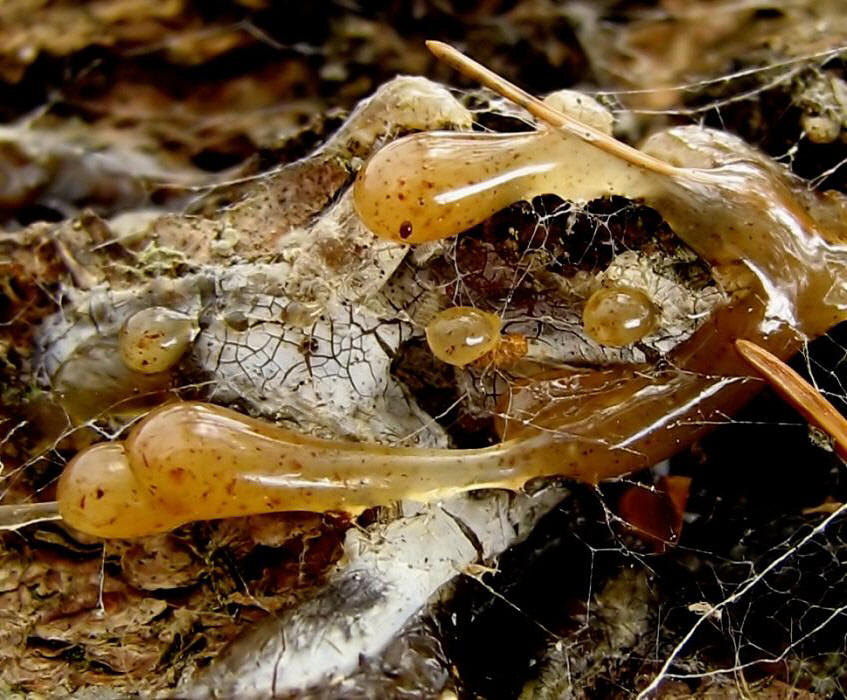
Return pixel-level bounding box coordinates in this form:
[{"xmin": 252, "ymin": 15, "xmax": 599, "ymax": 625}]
[
  {"xmin": 119, "ymin": 307, "xmax": 196, "ymax": 374},
  {"xmin": 425, "ymin": 306, "xmax": 502, "ymax": 366},
  {"xmin": 583, "ymin": 287, "xmax": 657, "ymax": 347}
]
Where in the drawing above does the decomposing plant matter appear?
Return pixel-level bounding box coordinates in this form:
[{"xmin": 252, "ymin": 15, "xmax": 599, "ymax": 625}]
[{"xmin": 4, "ymin": 3, "xmax": 847, "ymax": 697}]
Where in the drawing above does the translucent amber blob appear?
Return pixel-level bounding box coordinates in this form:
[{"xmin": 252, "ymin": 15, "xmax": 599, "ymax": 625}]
[
  {"xmin": 279, "ymin": 301, "xmax": 321, "ymax": 328},
  {"xmin": 353, "ymin": 130, "xmax": 657, "ymax": 244},
  {"xmin": 57, "ymin": 442, "xmax": 183, "ymax": 538},
  {"xmin": 425, "ymin": 307, "xmax": 501, "ymax": 366},
  {"xmin": 583, "ymin": 287, "xmax": 657, "ymax": 347},
  {"xmin": 119, "ymin": 307, "xmax": 197, "ymax": 374},
  {"xmin": 54, "ymin": 338, "xmax": 172, "ymax": 424}
]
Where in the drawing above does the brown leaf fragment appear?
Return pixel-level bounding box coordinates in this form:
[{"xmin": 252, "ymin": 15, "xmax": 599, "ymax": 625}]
[
  {"xmin": 118, "ymin": 534, "xmax": 205, "ymax": 591},
  {"xmin": 618, "ymin": 475, "xmax": 691, "ymax": 551},
  {"xmin": 0, "ymin": 0, "xmax": 191, "ymax": 82},
  {"xmin": 34, "ymin": 595, "xmax": 167, "ymax": 644}
]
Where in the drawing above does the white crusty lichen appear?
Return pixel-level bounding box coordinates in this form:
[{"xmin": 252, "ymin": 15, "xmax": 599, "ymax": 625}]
[{"xmin": 184, "ymin": 486, "xmax": 568, "ymax": 697}]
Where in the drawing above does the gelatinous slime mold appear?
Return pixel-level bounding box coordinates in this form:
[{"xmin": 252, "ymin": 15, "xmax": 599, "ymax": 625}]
[
  {"xmin": 56, "ymin": 43, "xmax": 847, "ymax": 538},
  {"xmin": 425, "ymin": 306, "xmax": 502, "ymax": 366},
  {"xmin": 119, "ymin": 306, "xmax": 197, "ymax": 374},
  {"xmin": 582, "ymin": 287, "xmax": 657, "ymax": 347},
  {"xmin": 58, "ymin": 400, "xmax": 530, "ymax": 537}
]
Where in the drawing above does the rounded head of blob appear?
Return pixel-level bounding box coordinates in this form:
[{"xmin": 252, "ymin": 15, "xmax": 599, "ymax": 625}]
[
  {"xmin": 425, "ymin": 306, "xmax": 502, "ymax": 366},
  {"xmin": 57, "ymin": 442, "xmax": 183, "ymax": 538}
]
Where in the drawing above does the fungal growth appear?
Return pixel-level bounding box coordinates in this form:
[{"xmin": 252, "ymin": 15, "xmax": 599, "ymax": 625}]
[
  {"xmin": 118, "ymin": 306, "xmax": 197, "ymax": 374},
  {"xmin": 53, "ymin": 338, "xmax": 173, "ymax": 424},
  {"xmin": 582, "ymin": 286, "xmax": 657, "ymax": 347},
  {"xmin": 60, "ymin": 400, "xmax": 525, "ymax": 538},
  {"xmin": 54, "ymin": 43, "xmax": 847, "ymax": 538},
  {"xmin": 352, "ymin": 128, "xmax": 661, "ymax": 245},
  {"xmin": 425, "ymin": 306, "xmax": 501, "ymax": 366}
]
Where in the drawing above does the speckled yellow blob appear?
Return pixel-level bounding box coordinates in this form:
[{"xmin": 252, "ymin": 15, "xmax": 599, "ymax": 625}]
[
  {"xmin": 425, "ymin": 306, "xmax": 502, "ymax": 366},
  {"xmin": 353, "ymin": 129, "xmax": 657, "ymax": 244},
  {"xmin": 583, "ymin": 287, "xmax": 658, "ymax": 347},
  {"xmin": 119, "ymin": 307, "xmax": 197, "ymax": 374}
]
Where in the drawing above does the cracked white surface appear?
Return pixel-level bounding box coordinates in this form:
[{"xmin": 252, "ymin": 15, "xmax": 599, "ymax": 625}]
[{"xmin": 184, "ymin": 486, "xmax": 567, "ymax": 698}]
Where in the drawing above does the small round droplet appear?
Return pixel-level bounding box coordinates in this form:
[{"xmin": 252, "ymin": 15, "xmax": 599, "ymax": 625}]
[
  {"xmin": 119, "ymin": 307, "xmax": 197, "ymax": 374},
  {"xmin": 583, "ymin": 287, "xmax": 657, "ymax": 347},
  {"xmin": 54, "ymin": 338, "xmax": 172, "ymax": 424},
  {"xmin": 425, "ymin": 306, "xmax": 501, "ymax": 366},
  {"xmin": 399, "ymin": 220, "xmax": 413, "ymax": 239},
  {"xmin": 224, "ymin": 310, "xmax": 249, "ymax": 332},
  {"xmin": 280, "ymin": 301, "xmax": 321, "ymax": 328}
]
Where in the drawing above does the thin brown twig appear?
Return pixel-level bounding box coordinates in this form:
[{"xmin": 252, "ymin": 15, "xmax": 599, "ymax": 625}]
[
  {"xmin": 735, "ymin": 339, "xmax": 847, "ymax": 459},
  {"xmin": 425, "ymin": 40, "xmax": 679, "ymax": 177}
]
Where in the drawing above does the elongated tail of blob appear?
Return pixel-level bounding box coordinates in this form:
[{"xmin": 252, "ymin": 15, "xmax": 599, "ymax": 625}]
[
  {"xmin": 57, "ymin": 402, "xmax": 520, "ymax": 537},
  {"xmin": 58, "ymin": 351, "xmax": 760, "ymax": 540}
]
